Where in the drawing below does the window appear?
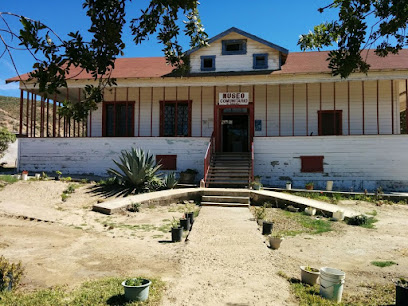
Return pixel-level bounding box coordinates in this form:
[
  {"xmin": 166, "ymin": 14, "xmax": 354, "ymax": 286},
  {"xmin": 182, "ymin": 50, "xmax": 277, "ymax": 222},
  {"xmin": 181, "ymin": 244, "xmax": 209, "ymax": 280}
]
[
  {"xmin": 200, "ymin": 55, "xmax": 216, "ymax": 71},
  {"xmin": 103, "ymin": 102, "xmax": 134, "ymax": 137},
  {"xmin": 301, "ymin": 156, "xmax": 324, "ymax": 172},
  {"xmin": 222, "ymin": 39, "xmax": 247, "ymax": 55},
  {"xmin": 156, "ymin": 155, "xmax": 177, "ymax": 170},
  {"xmin": 160, "ymin": 100, "xmax": 192, "ymax": 137},
  {"xmin": 253, "ymin": 53, "xmax": 268, "ymax": 69},
  {"xmin": 318, "ymin": 110, "xmax": 342, "ymax": 135}
]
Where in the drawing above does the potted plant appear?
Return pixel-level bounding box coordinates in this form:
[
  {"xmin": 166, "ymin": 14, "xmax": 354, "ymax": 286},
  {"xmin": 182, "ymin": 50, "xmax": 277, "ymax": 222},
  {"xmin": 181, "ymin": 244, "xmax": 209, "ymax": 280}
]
[
  {"xmin": 393, "ymin": 277, "xmax": 408, "ymax": 306},
  {"xmin": 186, "ymin": 212, "xmax": 194, "ymax": 225},
  {"xmin": 250, "ymin": 181, "xmax": 263, "ymax": 190},
  {"xmin": 254, "ymin": 175, "xmax": 261, "ymax": 183},
  {"xmin": 305, "ymin": 182, "xmax": 314, "ymax": 190},
  {"xmin": 262, "ymin": 219, "xmax": 273, "ymax": 235},
  {"xmin": 269, "ymin": 234, "xmax": 284, "ymax": 250},
  {"xmin": 300, "ymin": 265, "xmax": 320, "ymax": 285},
  {"xmin": 21, "ymin": 170, "xmax": 28, "ymax": 181},
  {"xmin": 171, "ymin": 218, "xmax": 183, "ymax": 242},
  {"xmin": 55, "ymin": 170, "xmax": 62, "ymax": 181},
  {"xmin": 122, "ymin": 277, "xmax": 152, "ymax": 302},
  {"xmin": 179, "ymin": 169, "xmax": 198, "ymax": 184},
  {"xmin": 286, "ymin": 181, "xmax": 292, "ymax": 190},
  {"xmin": 180, "ymin": 216, "xmax": 191, "ymax": 231}
]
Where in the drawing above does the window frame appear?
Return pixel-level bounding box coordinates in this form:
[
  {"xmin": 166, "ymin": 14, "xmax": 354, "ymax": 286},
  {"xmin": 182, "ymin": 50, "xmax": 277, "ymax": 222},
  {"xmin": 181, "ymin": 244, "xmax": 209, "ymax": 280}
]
[
  {"xmin": 200, "ymin": 55, "xmax": 216, "ymax": 71},
  {"xmin": 159, "ymin": 100, "xmax": 192, "ymax": 137},
  {"xmin": 102, "ymin": 101, "xmax": 135, "ymax": 137},
  {"xmin": 253, "ymin": 53, "xmax": 269, "ymax": 69},
  {"xmin": 222, "ymin": 39, "xmax": 247, "ymax": 55},
  {"xmin": 318, "ymin": 110, "xmax": 343, "ymax": 136}
]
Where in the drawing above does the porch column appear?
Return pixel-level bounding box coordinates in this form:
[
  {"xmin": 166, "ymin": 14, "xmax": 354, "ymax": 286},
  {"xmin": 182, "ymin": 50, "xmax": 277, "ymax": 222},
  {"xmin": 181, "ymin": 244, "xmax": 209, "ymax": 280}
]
[
  {"xmin": 19, "ymin": 89, "xmax": 23, "ymax": 135},
  {"xmin": 406, "ymin": 79, "xmax": 408, "ymax": 134},
  {"xmin": 391, "ymin": 80, "xmax": 394, "ymax": 134}
]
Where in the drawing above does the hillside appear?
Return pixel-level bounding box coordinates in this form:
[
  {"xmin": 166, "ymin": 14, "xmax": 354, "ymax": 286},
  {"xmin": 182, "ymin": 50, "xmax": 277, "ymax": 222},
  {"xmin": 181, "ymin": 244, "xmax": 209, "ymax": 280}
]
[{"xmin": 0, "ymin": 95, "xmax": 21, "ymax": 133}]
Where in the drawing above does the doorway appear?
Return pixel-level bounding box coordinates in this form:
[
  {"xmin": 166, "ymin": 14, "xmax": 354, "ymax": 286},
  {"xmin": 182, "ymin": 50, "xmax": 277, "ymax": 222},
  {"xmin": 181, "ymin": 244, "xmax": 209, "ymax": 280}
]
[{"xmin": 221, "ymin": 113, "xmax": 249, "ymax": 152}]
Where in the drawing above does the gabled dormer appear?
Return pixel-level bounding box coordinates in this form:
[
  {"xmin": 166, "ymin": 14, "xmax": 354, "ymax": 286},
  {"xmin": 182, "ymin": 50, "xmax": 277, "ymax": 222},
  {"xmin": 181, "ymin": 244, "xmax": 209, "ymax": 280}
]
[{"xmin": 186, "ymin": 27, "xmax": 289, "ymax": 74}]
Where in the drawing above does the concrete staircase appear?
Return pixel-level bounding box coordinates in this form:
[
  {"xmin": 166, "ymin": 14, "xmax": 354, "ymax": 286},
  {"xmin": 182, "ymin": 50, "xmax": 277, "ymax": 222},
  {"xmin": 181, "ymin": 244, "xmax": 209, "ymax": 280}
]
[
  {"xmin": 201, "ymin": 189, "xmax": 250, "ymax": 207},
  {"xmin": 206, "ymin": 152, "xmax": 252, "ymax": 188}
]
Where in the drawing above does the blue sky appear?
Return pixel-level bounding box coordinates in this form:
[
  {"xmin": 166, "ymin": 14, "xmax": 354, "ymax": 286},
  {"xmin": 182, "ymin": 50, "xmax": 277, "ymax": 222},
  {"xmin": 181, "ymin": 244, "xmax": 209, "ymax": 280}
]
[{"xmin": 0, "ymin": 0, "xmax": 338, "ymax": 98}]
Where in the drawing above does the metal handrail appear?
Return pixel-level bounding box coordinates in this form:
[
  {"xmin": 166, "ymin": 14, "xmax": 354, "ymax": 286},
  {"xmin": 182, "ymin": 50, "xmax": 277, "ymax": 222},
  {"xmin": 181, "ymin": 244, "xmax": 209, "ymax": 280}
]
[
  {"xmin": 251, "ymin": 141, "xmax": 254, "ymax": 182},
  {"xmin": 203, "ymin": 132, "xmax": 215, "ymax": 186}
]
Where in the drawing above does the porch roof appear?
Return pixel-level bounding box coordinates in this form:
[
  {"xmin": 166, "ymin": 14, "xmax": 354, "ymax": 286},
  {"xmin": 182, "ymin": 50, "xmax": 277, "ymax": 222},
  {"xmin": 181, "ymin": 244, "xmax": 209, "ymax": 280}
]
[{"xmin": 6, "ymin": 49, "xmax": 408, "ymax": 83}]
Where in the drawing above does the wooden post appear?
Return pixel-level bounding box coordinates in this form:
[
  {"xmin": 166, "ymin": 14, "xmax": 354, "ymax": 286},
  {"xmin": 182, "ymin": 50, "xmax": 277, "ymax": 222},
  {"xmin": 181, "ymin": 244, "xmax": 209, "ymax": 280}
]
[
  {"xmin": 33, "ymin": 94, "xmax": 37, "ymax": 137},
  {"xmin": 347, "ymin": 81, "xmax": 351, "ymax": 135},
  {"xmin": 26, "ymin": 91, "xmax": 30, "ymax": 136},
  {"xmin": 278, "ymin": 84, "xmax": 281, "ymax": 136},
  {"xmin": 391, "ymin": 80, "xmax": 394, "ymax": 134},
  {"xmin": 30, "ymin": 93, "xmax": 34, "ymax": 137},
  {"xmin": 362, "ymin": 81, "xmax": 365, "ymax": 135},
  {"xmin": 125, "ymin": 87, "xmax": 129, "ymax": 137},
  {"xmin": 53, "ymin": 94, "xmax": 57, "ymax": 137},
  {"xmin": 292, "ymin": 84, "xmax": 295, "ymax": 136},
  {"xmin": 406, "ymin": 79, "xmax": 408, "ymax": 134},
  {"xmin": 19, "ymin": 89, "xmax": 23, "ymax": 135},
  {"xmin": 150, "ymin": 87, "xmax": 153, "ymax": 137},
  {"xmin": 265, "ymin": 84, "xmax": 268, "ymax": 137},
  {"xmin": 46, "ymin": 98, "xmax": 49, "ymax": 137},
  {"xmin": 113, "ymin": 87, "xmax": 116, "ymax": 137},
  {"xmin": 200, "ymin": 86, "xmax": 203, "ymax": 137},
  {"xmin": 306, "ymin": 83, "xmax": 308, "ymax": 136},
  {"xmin": 40, "ymin": 96, "xmax": 44, "ymax": 137},
  {"xmin": 175, "ymin": 87, "xmax": 178, "ymax": 136},
  {"xmin": 377, "ymin": 80, "xmax": 380, "ymax": 134},
  {"xmin": 333, "ymin": 83, "xmax": 336, "ymax": 135}
]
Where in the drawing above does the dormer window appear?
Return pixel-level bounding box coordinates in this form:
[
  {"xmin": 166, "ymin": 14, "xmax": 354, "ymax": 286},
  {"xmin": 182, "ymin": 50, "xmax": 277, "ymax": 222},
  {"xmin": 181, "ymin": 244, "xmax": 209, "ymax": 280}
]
[
  {"xmin": 253, "ymin": 53, "xmax": 268, "ymax": 69},
  {"xmin": 222, "ymin": 39, "xmax": 247, "ymax": 55},
  {"xmin": 200, "ymin": 55, "xmax": 216, "ymax": 71}
]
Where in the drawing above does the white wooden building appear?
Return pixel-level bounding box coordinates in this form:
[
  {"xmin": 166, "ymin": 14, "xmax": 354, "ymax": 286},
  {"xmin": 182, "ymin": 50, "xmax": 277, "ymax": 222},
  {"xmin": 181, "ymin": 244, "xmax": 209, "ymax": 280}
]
[{"xmin": 7, "ymin": 27, "xmax": 408, "ymax": 191}]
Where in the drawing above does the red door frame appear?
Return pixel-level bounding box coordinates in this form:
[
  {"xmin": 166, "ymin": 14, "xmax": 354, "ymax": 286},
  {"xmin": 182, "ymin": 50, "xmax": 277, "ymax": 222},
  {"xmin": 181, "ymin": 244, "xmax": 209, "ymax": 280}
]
[{"xmin": 214, "ymin": 103, "xmax": 254, "ymax": 152}]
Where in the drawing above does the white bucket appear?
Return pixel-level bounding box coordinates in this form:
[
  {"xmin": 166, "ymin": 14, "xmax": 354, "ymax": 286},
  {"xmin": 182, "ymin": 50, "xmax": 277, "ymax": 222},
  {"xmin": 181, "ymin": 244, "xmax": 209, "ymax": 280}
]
[
  {"xmin": 319, "ymin": 267, "xmax": 346, "ymax": 303},
  {"xmin": 326, "ymin": 181, "xmax": 333, "ymax": 191},
  {"xmin": 286, "ymin": 183, "xmax": 292, "ymax": 190},
  {"xmin": 332, "ymin": 210, "xmax": 345, "ymax": 221}
]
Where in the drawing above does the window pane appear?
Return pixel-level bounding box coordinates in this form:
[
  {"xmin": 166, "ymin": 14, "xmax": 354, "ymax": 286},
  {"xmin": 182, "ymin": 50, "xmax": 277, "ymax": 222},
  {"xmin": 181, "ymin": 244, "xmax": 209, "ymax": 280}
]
[
  {"xmin": 203, "ymin": 58, "xmax": 213, "ymax": 68},
  {"xmin": 226, "ymin": 43, "xmax": 242, "ymax": 52},
  {"xmin": 256, "ymin": 56, "xmax": 266, "ymax": 66},
  {"xmin": 164, "ymin": 104, "xmax": 175, "ymax": 136},
  {"xmin": 105, "ymin": 103, "xmax": 133, "ymax": 137},
  {"xmin": 177, "ymin": 103, "xmax": 189, "ymax": 136},
  {"xmin": 320, "ymin": 112, "xmax": 341, "ymax": 135}
]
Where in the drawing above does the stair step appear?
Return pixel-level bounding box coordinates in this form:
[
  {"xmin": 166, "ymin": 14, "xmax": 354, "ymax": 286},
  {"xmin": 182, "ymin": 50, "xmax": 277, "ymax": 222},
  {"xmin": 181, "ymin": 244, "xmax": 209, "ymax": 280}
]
[
  {"xmin": 208, "ymin": 174, "xmax": 249, "ymax": 178},
  {"xmin": 201, "ymin": 201, "xmax": 249, "ymax": 207},
  {"xmin": 202, "ymin": 195, "xmax": 250, "ymax": 204},
  {"xmin": 207, "ymin": 178, "xmax": 250, "ymax": 182}
]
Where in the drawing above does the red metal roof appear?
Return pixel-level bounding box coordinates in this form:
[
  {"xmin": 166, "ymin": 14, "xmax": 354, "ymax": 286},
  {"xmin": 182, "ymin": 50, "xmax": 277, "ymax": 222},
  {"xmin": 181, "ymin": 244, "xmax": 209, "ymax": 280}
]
[{"xmin": 6, "ymin": 49, "xmax": 408, "ymax": 83}]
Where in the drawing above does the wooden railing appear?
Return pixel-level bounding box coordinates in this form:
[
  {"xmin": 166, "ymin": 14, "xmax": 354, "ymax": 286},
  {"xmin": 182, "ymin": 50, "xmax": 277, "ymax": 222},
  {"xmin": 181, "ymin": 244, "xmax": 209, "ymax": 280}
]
[
  {"xmin": 203, "ymin": 132, "xmax": 215, "ymax": 186},
  {"xmin": 251, "ymin": 141, "xmax": 254, "ymax": 182}
]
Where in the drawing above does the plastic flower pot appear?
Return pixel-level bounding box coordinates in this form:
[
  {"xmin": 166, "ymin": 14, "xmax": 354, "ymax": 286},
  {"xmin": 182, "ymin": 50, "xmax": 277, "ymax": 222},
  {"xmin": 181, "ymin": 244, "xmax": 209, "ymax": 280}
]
[
  {"xmin": 269, "ymin": 236, "xmax": 284, "ymax": 250},
  {"xmin": 122, "ymin": 278, "xmax": 151, "ymax": 302},
  {"xmin": 171, "ymin": 227, "xmax": 183, "ymax": 242},
  {"xmin": 180, "ymin": 218, "xmax": 191, "ymax": 231},
  {"xmin": 21, "ymin": 171, "xmax": 28, "ymax": 181},
  {"xmin": 187, "ymin": 212, "xmax": 194, "ymax": 225},
  {"xmin": 305, "ymin": 207, "xmax": 317, "ymax": 216},
  {"xmin": 394, "ymin": 278, "xmax": 408, "ymax": 306},
  {"xmin": 286, "ymin": 183, "xmax": 292, "ymax": 190},
  {"xmin": 300, "ymin": 266, "xmax": 320, "ymax": 285},
  {"xmin": 262, "ymin": 221, "xmax": 273, "ymax": 235}
]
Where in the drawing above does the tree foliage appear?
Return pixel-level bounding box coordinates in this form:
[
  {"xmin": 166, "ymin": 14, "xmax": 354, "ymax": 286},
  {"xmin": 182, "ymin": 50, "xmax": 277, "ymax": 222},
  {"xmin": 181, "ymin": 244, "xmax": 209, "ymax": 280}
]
[
  {"xmin": 298, "ymin": 0, "xmax": 408, "ymax": 78},
  {"xmin": 0, "ymin": 0, "xmax": 207, "ymax": 120},
  {"xmin": 0, "ymin": 128, "xmax": 16, "ymax": 158}
]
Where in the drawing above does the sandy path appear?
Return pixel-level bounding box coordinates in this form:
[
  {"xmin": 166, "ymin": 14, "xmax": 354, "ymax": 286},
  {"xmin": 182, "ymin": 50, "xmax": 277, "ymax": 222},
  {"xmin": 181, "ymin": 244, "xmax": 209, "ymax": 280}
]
[{"xmin": 162, "ymin": 207, "xmax": 296, "ymax": 306}]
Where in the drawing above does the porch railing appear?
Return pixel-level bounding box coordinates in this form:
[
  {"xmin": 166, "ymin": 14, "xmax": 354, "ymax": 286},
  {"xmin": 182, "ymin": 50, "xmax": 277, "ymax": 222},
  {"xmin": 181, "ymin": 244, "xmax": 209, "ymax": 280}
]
[
  {"xmin": 203, "ymin": 132, "xmax": 215, "ymax": 186},
  {"xmin": 251, "ymin": 141, "xmax": 254, "ymax": 182}
]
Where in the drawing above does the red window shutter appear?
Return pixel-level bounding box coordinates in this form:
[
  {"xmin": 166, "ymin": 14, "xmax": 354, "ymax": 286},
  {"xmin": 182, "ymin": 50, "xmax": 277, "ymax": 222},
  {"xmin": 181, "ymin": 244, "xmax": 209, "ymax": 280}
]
[
  {"xmin": 300, "ymin": 156, "xmax": 324, "ymax": 172},
  {"xmin": 156, "ymin": 155, "xmax": 177, "ymax": 170}
]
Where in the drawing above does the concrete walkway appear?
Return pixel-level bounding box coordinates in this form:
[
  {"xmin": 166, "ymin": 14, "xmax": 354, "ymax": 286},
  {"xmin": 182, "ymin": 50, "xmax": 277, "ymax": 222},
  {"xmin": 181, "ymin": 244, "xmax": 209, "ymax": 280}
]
[{"xmin": 162, "ymin": 207, "xmax": 295, "ymax": 306}]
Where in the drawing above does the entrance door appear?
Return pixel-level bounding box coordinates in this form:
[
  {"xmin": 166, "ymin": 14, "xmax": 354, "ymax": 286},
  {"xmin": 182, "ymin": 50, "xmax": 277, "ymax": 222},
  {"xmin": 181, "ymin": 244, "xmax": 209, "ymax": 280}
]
[{"xmin": 221, "ymin": 114, "xmax": 249, "ymax": 152}]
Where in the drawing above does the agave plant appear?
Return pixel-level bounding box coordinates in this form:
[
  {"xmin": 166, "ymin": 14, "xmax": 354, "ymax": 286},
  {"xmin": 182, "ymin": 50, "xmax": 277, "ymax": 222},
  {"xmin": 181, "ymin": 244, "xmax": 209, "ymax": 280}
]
[
  {"xmin": 108, "ymin": 148, "xmax": 162, "ymax": 191},
  {"xmin": 164, "ymin": 172, "xmax": 178, "ymax": 189}
]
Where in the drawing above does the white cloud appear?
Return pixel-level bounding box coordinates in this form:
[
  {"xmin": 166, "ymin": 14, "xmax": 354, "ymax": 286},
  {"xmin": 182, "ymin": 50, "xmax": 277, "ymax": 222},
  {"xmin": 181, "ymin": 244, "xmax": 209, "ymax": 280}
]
[{"xmin": 0, "ymin": 79, "xmax": 19, "ymax": 90}]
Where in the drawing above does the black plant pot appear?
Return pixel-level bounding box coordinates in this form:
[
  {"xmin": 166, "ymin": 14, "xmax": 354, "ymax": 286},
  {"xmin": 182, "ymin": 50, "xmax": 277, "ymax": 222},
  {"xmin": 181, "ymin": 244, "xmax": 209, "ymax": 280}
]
[
  {"xmin": 262, "ymin": 221, "xmax": 273, "ymax": 235},
  {"xmin": 187, "ymin": 212, "xmax": 194, "ymax": 225},
  {"xmin": 171, "ymin": 227, "xmax": 183, "ymax": 242},
  {"xmin": 180, "ymin": 218, "xmax": 191, "ymax": 231},
  {"xmin": 396, "ymin": 284, "xmax": 408, "ymax": 306}
]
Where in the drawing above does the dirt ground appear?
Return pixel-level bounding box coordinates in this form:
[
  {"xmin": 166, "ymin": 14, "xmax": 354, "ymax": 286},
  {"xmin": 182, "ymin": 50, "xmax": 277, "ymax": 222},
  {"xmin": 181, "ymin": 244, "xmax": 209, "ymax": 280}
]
[{"xmin": 0, "ymin": 180, "xmax": 408, "ymax": 304}]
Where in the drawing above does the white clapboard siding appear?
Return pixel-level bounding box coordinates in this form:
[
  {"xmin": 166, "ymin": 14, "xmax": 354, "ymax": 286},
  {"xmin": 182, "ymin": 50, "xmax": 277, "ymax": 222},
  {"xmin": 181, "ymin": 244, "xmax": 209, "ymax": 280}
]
[
  {"xmin": 190, "ymin": 32, "xmax": 280, "ymax": 73},
  {"xmin": 254, "ymin": 135, "xmax": 408, "ymax": 191},
  {"xmin": 19, "ymin": 137, "xmax": 210, "ymax": 177}
]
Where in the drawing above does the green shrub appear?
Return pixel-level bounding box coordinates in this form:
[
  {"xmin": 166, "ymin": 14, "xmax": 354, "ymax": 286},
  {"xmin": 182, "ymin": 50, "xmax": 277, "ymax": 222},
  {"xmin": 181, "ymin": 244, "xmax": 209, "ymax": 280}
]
[
  {"xmin": 254, "ymin": 205, "xmax": 266, "ymax": 221},
  {"xmin": 164, "ymin": 172, "xmax": 178, "ymax": 189},
  {"xmin": 0, "ymin": 128, "xmax": 16, "ymax": 159},
  {"xmin": 347, "ymin": 214, "xmax": 368, "ymax": 226},
  {"xmin": 108, "ymin": 148, "xmax": 162, "ymax": 192},
  {"xmin": 127, "ymin": 202, "xmax": 141, "ymax": 213},
  {"xmin": 0, "ymin": 256, "xmax": 24, "ymax": 291}
]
